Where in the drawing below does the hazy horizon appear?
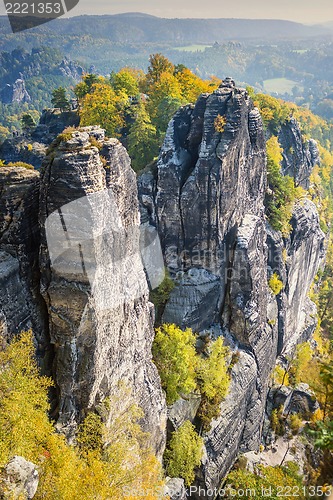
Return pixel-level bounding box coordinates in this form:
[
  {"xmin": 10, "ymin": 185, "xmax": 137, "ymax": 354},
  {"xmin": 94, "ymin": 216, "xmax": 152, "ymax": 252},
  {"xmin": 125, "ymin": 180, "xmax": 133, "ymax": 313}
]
[{"xmin": 0, "ymin": 0, "xmax": 332, "ymax": 24}]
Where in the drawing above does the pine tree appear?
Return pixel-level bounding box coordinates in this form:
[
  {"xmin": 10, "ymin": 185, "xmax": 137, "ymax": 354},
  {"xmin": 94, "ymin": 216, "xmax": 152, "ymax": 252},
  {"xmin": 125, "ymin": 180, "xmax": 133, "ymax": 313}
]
[{"xmin": 51, "ymin": 87, "xmax": 71, "ymax": 112}]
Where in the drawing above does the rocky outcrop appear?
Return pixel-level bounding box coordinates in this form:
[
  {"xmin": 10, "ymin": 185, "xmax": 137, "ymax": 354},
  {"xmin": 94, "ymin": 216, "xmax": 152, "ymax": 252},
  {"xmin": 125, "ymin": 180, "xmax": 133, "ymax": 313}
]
[
  {"xmin": 0, "ymin": 109, "xmax": 79, "ymax": 169},
  {"xmin": 278, "ymin": 118, "xmax": 319, "ymax": 189},
  {"xmin": 138, "ymin": 80, "xmax": 324, "ymax": 495},
  {"xmin": 0, "ymin": 78, "xmax": 31, "ymax": 104},
  {"xmin": 144, "ymin": 81, "xmax": 266, "ymax": 275},
  {"xmin": 0, "ymin": 456, "xmax": 39, "ymax": 499},
  {"xmin": 0, "ymin": 167, "xmax": 48, "ymax": 355},
  {"xmin": 0, "ymin": 139, "xmax": 47, "ymax": 169},
  {"xmin": 39, "ymin": 127, "xmax": 166, "ymax": 451},
  {"xmin": 33, "ymin": 109, "xmax": 80, "ymax": 143},
  {"xmin": 58, "ymin": 59, "xmax": 84, "ymax": 81},
  {"xmin": 267, "ymin": 199, "xmax": 325, "ymax": 354}
]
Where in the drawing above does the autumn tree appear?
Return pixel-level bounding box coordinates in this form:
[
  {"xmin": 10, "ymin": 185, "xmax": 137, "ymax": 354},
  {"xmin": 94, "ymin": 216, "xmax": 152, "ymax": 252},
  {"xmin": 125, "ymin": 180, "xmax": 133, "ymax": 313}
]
[
  {"xmin": 0, "ymin": 125, "xmax": 9, "ymax": 143},
  {"xmin": 175, "ymin": 67, "xmax": 212, "ymax": 103},
  {"xmin": 79, "ymin": 83, "xmax": 127, "ymax": 137},
  {"xmin": 196, "ymin": 337, "xmax": 230, "ymax": 431},
  {"xmin": 0, "ymin": 331, "xmax": 164, "ymax": 500},
  {"xmin": 110, "ymin": 68, "xmax": 143, "ymax": 97},
  {"xmin": 127, "ymin": 102, "xmax": 159, "ymax": 171},
  {"xmin": 145, "ymin": 53, "xmax": 174, "ymax": 90},
  {"xmin": 152, "ymin": 324, "xmax": 198, "ymax": 405},
  {"xmin": 147, "ymin": 72, "xmax": 184, "ymax": 132},
  {"xmin": 164, "ymin": 421, "xmax": 203, "ymax": 486}
]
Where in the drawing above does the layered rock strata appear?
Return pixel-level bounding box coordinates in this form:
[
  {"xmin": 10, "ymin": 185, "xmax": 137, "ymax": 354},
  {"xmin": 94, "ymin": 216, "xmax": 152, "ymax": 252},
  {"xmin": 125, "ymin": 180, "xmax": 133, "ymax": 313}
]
[
  {"xmin": 138, "ymin": 80, "xmax": 324, "ymax": 495},
  {"xmin": 39, "ymin": 127, "xmax": 166, "ymax": 451}
]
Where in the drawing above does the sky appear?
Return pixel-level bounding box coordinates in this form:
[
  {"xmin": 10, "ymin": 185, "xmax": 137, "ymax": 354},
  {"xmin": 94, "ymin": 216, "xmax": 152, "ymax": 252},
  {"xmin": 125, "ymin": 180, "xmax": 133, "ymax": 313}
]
[
  {"xmin": 0, "ymin": 0, "xmax": 332, "ymax": 23},
  {"xmin": 68, "ymin": 0, "xmax": 332, "ymax": 23}
]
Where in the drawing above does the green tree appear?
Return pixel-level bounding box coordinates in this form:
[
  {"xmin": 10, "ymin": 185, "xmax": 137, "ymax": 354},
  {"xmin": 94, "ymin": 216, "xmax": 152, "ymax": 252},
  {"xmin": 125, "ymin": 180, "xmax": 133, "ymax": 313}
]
[
  {"xmin": 21, "ymin": 113, "xmax": 35, "ymax": 133},
  {"xmin": 152, "ymin": 324, "xmax": 198, "ymax": 404},
  {"xmin": 164, "ymin": 420, "xmax": 203, "ymax": 486},
  {"xmin": 127, "ymin": 102, "xmax": 159, "ymax": 171},
  {"xmin": 265, "ymin": 136, "xmax": 304, "ymax": 235},
  {"xmin": 74, "ymin": 73, "xmax": 100, "ymax": 101},
  {"xmin": 110, "ymin": 68, "xmax": 142, "ymax": 97},
  {"xmin": 0, "ymin": 125, "xmax": 10, "ymax": 143},
  {"xmin": 51, "ymin": 87, "xmax": 71, "ymax": 112}
]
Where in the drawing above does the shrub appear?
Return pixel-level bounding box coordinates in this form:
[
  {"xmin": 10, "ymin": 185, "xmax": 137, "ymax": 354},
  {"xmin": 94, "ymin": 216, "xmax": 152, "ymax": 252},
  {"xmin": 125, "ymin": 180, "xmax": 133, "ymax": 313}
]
[
  {"xmin": 196, "ymin": 337, "xmax": 230, "ymax": 431},
  {"xmin": 214, "ymin": 114, "xmax": 227, "ymax": 133},
  {"xmin": 226, "ymin": 462, "xmax": 305, "ymax": 499},
  {"xmin": 149, "ymin": 271, "xmax": 175, "ymax": 323},
  {"xmin": 152, "ymin": 324, "xmax": 198, "ymax": 404},
  {"xmin": 289, "ymin": 414, "xmax": 303, "ymax": 435},
  {"xmin": 271, "ymin": 406, "xmax": 285, "ymax": 436},
  {"xmin": 269, "ymin": 273, "xmax": 284, "ymax": 295},
  {"xmin": 164, "ymin": 421, "xmax": 203, "ymax": 486},
  {"xmin": 6, "ymin": 161, "xmax": 34, "ymax": 170},
  {"xmin": 265, "ymin": 136, "xmax": 304, "ymax": 236}
]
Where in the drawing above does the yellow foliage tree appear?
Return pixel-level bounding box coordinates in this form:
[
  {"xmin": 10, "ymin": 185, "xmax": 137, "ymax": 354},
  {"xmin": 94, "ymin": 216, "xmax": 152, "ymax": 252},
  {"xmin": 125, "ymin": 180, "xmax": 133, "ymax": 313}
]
[
  {"xmin": 0, "ymin": 332, "xmax": 165, "ymax": 500},
  {"xmin": 79, "ymin": 83, "xmax": 127, "ymax": 137}
]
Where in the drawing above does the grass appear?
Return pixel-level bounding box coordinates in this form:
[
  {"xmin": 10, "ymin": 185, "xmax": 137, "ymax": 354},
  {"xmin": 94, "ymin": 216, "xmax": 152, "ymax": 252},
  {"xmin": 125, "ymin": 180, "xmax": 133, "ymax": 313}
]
[
  {"xmin": 263, "ymin": 78, "xmax": 303, "ymax": 95},
  {"xmin": 173, "ymin": 44, "xmax": 211, "ymax": 52}
]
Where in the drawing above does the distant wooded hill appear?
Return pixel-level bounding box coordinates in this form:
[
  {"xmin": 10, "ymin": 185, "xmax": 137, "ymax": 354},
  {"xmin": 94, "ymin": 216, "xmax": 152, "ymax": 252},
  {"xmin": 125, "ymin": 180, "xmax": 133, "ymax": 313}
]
[{"xmin": 0, "ymin": 12, "xmax": 330, "ymax": 42}]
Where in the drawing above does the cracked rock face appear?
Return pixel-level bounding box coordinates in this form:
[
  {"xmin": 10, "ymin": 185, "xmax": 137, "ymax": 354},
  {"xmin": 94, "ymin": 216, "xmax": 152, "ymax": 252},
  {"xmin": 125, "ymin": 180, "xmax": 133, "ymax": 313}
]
[
  {"xmin": 0, "ymin": 167, "xmax": 48, "ymax": 354},
  {"xmin": 278, "ymin": 118, "xmax": 319, "ymax": 189},
  {"xmin": 138, "ymin": 81, "xmax": 324, "ymax": 494},
  {"xmin": 39, "ymin": 127, "xmax": 166, "ymax": 452}
]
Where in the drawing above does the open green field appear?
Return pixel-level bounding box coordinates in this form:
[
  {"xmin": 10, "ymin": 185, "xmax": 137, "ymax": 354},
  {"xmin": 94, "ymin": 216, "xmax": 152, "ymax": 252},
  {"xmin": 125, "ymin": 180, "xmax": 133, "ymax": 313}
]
[
  {"xmin": 173, "ymin": 44, "xmax": 212, "ymax": 52},
  {"xmin": 263, "ymin": 77, "xmax": 303, "ymax": 95}
]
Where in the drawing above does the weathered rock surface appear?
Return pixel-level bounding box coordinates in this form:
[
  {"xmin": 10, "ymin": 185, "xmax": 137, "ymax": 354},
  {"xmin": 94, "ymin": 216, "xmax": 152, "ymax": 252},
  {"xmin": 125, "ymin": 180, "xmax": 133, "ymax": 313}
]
[
  {"xmin": 0, "ymin": 109, "xmax": 79, "ymax": 169},
  {"xmin": 267, "ymin": 199, "xmax": 325, "ymax": 354},
  {"xmin": 0, "ymin": 167, "xmax": 48, "ymax": 354},
  {"xmin": 162, "ymin": 269, "xmax": 221, "ymax": 331},
  {"xmin": 278, "ymin": 118, "xmax": 319, "ymax": 189},
  {"xmin": 0, "ymin": 456, "xmax": 39, "ymax": 499},
  {"xmin": 138, "ymin": 80, "xmax": 324, "ymax": 495},
  {"xmin": 39, "ymin": 127, "xmax": 166, "ymax": 452},
  {"xmin": 149, "ymin": 81, "xmax": 266, "ymax": 275},
  {"xmin": 164, "ymin": 477, "xmax": 188, "ymax": 500},
  {"xmin": 0, "ymin": 78, "xmax": 31, "ymax": 104}
]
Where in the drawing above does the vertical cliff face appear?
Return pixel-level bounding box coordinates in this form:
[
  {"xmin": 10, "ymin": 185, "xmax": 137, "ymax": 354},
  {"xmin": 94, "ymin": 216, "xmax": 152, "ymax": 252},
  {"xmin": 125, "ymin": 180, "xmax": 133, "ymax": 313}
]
[
  {"xmin": 278, "ymin": 117, "xmax": 320, "ymax": 189},
  {"xmin": 138, "ymin": 80, "xmax": 324, "ymax": 494},
  {"xmin": 0, "ymin": 167, "xmax": 48, "ymax": 355},
  {"xmin": 39, "ymin": 127, "xmax": 166, "ymax": 451},
  {"xmin": 150, "ymin": 81, "xmax": 266, "ymax": 275}
]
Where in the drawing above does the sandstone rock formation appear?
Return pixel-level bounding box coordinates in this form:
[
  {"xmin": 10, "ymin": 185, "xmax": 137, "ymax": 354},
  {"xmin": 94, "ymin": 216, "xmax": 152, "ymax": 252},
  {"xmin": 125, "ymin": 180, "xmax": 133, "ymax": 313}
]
[
  {"xmin": 278, "ymin": 117, "xmax": 319, "ymax": 189},
  {"xmin": 0, "ymin": 166, "xmax": 48, "ymax": 356},
  {"xmin": 0, "ymin": 78, "xmax": 31, "ymax": 104},
  {"xmin": 0, "ymin": 456, "xmax": 39, "ymax": 499},
  {"xmin": 39, "ymin": 127, "xmax": 166, "ymax": 451},
  {"xmin": 138, "ymin": 80, "xmax": 324, "ymax": 496}
]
